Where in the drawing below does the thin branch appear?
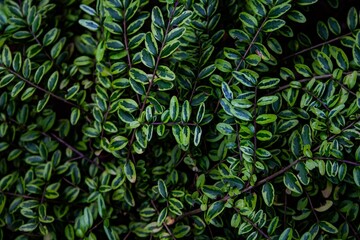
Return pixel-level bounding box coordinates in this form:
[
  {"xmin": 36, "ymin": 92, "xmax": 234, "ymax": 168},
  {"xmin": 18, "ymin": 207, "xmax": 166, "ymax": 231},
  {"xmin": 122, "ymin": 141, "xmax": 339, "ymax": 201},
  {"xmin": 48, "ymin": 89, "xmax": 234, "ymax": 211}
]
[
  {"xmin": 235, "ymin": 124, "xmax": 243, "ymax": 174},
  {"xmin": 303, "ymin": 88, "xmax": 330, "ymax": 111},
  {"xmin": 4, "ymin": 66, "xmax": 82, "ymax": 109},
  {"xmin": 62, "ymin": 177, "xmax": 87, "ymax": 193},
  {"xmin": 314, "ymin": 157, "xmax": 360, "ymax": 166},
  {"xmin": 336, "ymin": 208, "xmax": 359, "ymax": 239},
  {"xmin": 88, "ymin": 219, "xmax": 104, "ymax": 234},
  {"xmin": 175, "ymin": 208, "xmax": 203, "ymax": 222},
  {"xmin": 266, "ymin": 74, "xmax": 333, "ymax": 96},
  {"xmin": 283, "ymin": 32, "xmax": 352, "ymax": 60},
  {"xmin": 304, "ymin": 190, "xmax": 319, "ymax": 223},
  {"xmin": 126, "ymin": 2, "xmax": 179, "ymax": 162},
  {"xmin": 150, "ymin": 122, "xmax": 197, "ymax": 126},
  {"xmin": 241, "ymin": 158, "xmax": 303, "ymax": 193},
  {"xmin": 252, "ymin": 86, "xmax": 258, "ymax": 165},
  {"xmin": 122, "ymin": 8, "xmax": 140, "ymax": 105},
  {"xmin": 151, "ymin": 200, "xmax": 176, "ymax": 240},
  {"xmin": 214, "ymin": 17, "xmax": 268, "ymax": 113},
  {"xmin": 123, "ymin": 231, "xmax": 132, "ymax": 240},
  {"xmin": 44, "ymin": 132, "xmax": 103, "ymax": 170},
  {"xmin": 243, "ymin": 216, "xmax": 270, "ymax": 239}
]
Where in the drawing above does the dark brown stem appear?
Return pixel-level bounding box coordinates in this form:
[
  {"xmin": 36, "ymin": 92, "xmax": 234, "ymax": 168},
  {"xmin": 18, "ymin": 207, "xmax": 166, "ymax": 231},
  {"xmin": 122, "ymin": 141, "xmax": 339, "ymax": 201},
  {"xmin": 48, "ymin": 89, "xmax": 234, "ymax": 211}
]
[
  {"xmin": 253, "ymin": 86, "xmax": 258, "ymax": 164},
  {"xmin": 151, "ymin": 200, "xmax": 176, "ymax": 240},
  {"xmin": 314, "ymin": 157, "xmax": 360, "ymax": 166},
  {"xmin": 126, "ymin": 3, "xmax": 179, "ymax": 162},
  {"xmin": 123, "ymin": 231, "xmax": 132, "ymax": 240},
  {"xmin": 283, "ymin": 32, "xmax": 352, "ymax": 60},
  {"xmin": 4, "ymin": 66, "xmax": 82, "ymax": 109},
  {"xmin": 243, "ymin": 216, "xmax": 270, "ymax": 239},
  {"xmin": 150, "ymin": 122, "xmax": 197, "ymax": 126},
  {"xmin": 304, "ymin": 190, "xmax": 319, "ymax": 223},
  {"xmin": 62, "ymin": 177, "xmax": 87, "ymax": 193},
  {"xmin": 45, "ymin": 132, "xmax": 103, "ymax": 170},
  {"xmin": 336, "ymin": 208, "xmax": 359, "ymax": 238},
  {"xmin": 214, "ymin": 17, "xmax": 268, "ymax": 113},
  {"xmin": 303, "ymin": 88, "xmax": 330, "ymax": 111},
  {"xmin": 175, "ymin": 208, "xmax": 203, "ymax": 222},
  {"xmin": 88, "ymin": 219, "xmax": 104, "ymax": 234}
]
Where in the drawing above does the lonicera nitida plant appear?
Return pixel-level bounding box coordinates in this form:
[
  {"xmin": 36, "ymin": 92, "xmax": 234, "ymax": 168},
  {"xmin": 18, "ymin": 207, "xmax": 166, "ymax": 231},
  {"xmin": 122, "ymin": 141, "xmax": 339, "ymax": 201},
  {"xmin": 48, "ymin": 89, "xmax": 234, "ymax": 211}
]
[{"xmin": 0, "ymin": 0, "xmax": 360, "ymax": 239}]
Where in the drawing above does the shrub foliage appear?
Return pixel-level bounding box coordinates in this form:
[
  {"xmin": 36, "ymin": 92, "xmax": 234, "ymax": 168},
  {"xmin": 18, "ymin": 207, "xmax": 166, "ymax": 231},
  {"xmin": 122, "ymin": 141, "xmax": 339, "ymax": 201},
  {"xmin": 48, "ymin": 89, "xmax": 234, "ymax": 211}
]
[{"xmin": 0, "ymin": 0, "xmax": 360, "ymax": 239}]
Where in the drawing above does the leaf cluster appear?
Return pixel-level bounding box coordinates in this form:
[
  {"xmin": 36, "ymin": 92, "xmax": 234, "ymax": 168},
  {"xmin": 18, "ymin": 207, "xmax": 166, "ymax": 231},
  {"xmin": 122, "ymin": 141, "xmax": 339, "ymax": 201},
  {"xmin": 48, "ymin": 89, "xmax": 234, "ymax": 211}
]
[{"xmin": 0, "ymin": 0, "xmax": 360, "ymax": 239}]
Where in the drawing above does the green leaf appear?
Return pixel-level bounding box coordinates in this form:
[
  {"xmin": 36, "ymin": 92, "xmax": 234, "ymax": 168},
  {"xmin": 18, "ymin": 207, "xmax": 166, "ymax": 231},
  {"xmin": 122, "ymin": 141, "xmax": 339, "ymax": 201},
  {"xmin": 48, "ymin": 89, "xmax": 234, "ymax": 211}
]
[
  {"xmin": 0, "ymin": 74, "xmax": 15, "ymax": 88},
  {"xmin": 319, "ymin": 221, "xmax": 338, "ymax": 234},
  {"xmin": 169, "ymin": 96, "xmax": 179, "ymax": 121},
  {"xmin": 231, "ymin": 107, "xmax": 252, "ymax": 121},
  {"xmin": 161, "ymin": 41, "xmax": 180, "ymax": 58},
  {"xmin": 268, "ymin": 3, "xmax": 291, "ymax": 18},
  {"xmin": 216, "ymin": 123, "xmax": 234, "ymax": 135},
  {"xmin": 206, "ymin": 201, "xmax": 225, "ymax": 221},
  {"xmin": 110, "ymin": 136, "xmax": 128, "ymax": 151},
  {"xmin": 152, "ymin": 6, "xmax": 165, "ymax": 28},
  {"xmin": 156, "ymin": 65, "xmax": 175, "ymax": 81},
  {"xmin": 124, "ymin": 161, "xmax": 136, "ymax": 183},
  {"xmin": 221, "ymin": 82, "xmax": 233, "ymax": 100},
  {"xmin": 193, "ymin": 126, "xmax": 202, "ymax": 147},
  {"xmin": 106, "ymin": 40, "xmax": 124, "ymax": 51},
  {"xmin": 51, "ymin": 37, "xmax": 66, "ymax": 59},
  {"xmin": 317, "ymin": 52, "xmax": 333, "ymax": 73},
  {"xmin": 330, "ymin": 46, "xmax": 349, "ymax": 70},
  {"xmin": 47, "ymin": 71, "xmax": 59, "ymax": 92},
  {"xmin": 297, "ymin": 0, "xmax": 318, "ymax": 6},
  {"xmin": 278, "ymin": 120, "xmax": 299, "ymax": 133},
  {"xmin": 279, "ymin": 228, "xmax": 293, "ymax": 240},
  {"xmin": 166, "ymin": 27, "xmax": 186, "ymax": 42},
  {"xmin": 171, "ymin": 10, "xmax": 192, "ymax": 26},
  {"xmin": 19, "ymin": 222, "xmax": 38, "ymax": 232},
  {"xmin": 141, "ymin": 49, "xmax": 155, "ymax": 68},
  {"xmin": 262, "ymin": 182, "xmax": 275, "ymax": 207},
  {"xmin": 79, "ymin": 19, "xmax": 99, "ymax": 31},
  {"xmin": 12, "ymin": 52, "xmax": 22, "ymax": 72},
  {"xmin": 127, "ymin": 12, "xmax": 149, "ymax": 35},
  {"xmin": 256, "ymin": 130, "xmax": 272, "ymax": 141},
  {"xmin": 257, "ymin": 95, "xmax": 279, "ymax": 106},
  {"xmin": 239, "ymin": 12, "xmax": 258, "ymax": 28},
  {"xmin": 328, "ymin": 17, "xmax": 341, "ymax": 35},
  {"xmin": 353, "ymin": 44, "xmax": 360, "ymax": 66},
  {"xmin": 157, "ymin": 207, "xmax": 168, "ymax": 226},
  {"xmin": 317, "ymin": 21, "xmax": 329, "ymax": 40},
  {"xmin": 354, "ymin": 166, "xmax": 360, "ymax": 187},
  {"xmin": 119, "ymin": 99, "xmax": 139, "ymax": 113},
  {"xmin": 181, "ymin": 100, "xmax": 191, "ymax": 122},
  {"xmin": 287, "ymin": 10, "xmax": 306, "ymax": 23},
  {"xmin": 103, "ymin": 121, "xmax": 118, "ymax": 133},
  {"xmin": 80, "ymin": 4, "xmax": 96, "ymax": 16},
  {"xmin": 262, "ymin": 19, "xmax": 286, "ymax": 33},
  {"xmin": 43, "ymin": 28, "xmax": 60, "ymax": 46},
  {"xmin": 295, "ymin": 64, "xmax": 312, "ymax": 77},
  {"xmin": 256, "ymin": 114, "xmax": 277, "ymax": 125},
  {"xmin": 129, "ymin": 68, "xmax": 148, "ymax": 83},
  {"xmin": 216, "ymin": 59, "xmax": 232, "ymax": 73},
  {"xmin": 283, "ymin": 172, "xmax": 303, "ymax": 194},
  {"xmin": 145, "ymin": 32, "xmax": 158, "ymax": 56},
  {"xmin": 198, "ymin": 64, "xmax": 216, "ymax": 79},
  {"xmin": 158, "ymin": 179, "xmax": 168, "ymax": 198},
  {"xmin": 232, "ymin": 71, "xmax": 256, "ymax": 87},
  {"xmin": 2, "ymin": 45, "xmax": 12, "ymax": 67},
  {"xmin": 347, "ymin": 7, "xmax": 358, "ymax": 31},
  {"xmin": 173, "ymin": 225, "xmax": 191, "ymax": 238}
]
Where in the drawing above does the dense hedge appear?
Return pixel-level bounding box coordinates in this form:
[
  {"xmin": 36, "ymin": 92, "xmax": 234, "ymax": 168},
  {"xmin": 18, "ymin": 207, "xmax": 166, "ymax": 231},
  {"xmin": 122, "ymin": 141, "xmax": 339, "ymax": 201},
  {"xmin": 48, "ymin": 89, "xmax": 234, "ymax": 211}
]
[{"xmin": 1, "ymin": 0, "xmax": 360, "ymax": 239}]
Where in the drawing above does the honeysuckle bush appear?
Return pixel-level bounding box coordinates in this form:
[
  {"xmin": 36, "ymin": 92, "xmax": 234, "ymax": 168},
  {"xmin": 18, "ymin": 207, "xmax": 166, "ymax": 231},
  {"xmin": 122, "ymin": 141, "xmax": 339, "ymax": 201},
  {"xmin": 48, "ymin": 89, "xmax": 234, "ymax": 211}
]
[{"xmin": 1, "ymin": 0, "xmax": 360, "ymax": 239}]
